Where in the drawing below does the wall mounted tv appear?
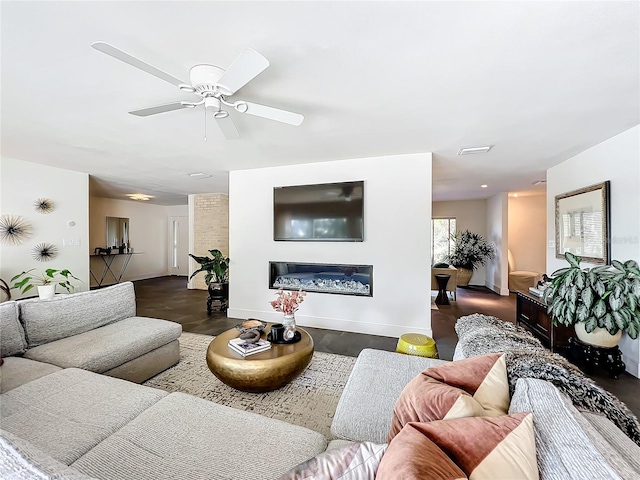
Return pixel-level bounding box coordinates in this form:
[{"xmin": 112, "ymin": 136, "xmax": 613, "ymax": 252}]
[{"xmin": 274, "ymin": 181, "xmax": 364, "ymax": 241}]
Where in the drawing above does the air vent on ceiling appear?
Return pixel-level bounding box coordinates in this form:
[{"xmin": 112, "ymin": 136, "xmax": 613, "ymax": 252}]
[
  {"xmin": 457, "ymin": 145, "xmax": 493, "ymax": 155},
  {"xmin": 189, "ymin": 172, "xmax": 212, "ymax": 179}
]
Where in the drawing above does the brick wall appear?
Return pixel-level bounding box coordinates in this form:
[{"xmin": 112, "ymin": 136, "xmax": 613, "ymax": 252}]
[{"xmin": 192, "ymin": 193, "xmax": 229, "ymax": 290}]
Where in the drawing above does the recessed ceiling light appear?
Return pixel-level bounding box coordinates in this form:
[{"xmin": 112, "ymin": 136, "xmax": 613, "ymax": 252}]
[
  {"xmin": 458, "ymin": 145, "xmax": 494, "ymax": 155},
  {"xmin": 533, "ymin": 180, "xmax": 547, "ymax": 186},
  {"xmin": 127, "ymin": 193, "xmax": 153, "ymax": 201},
  {"xmin": 514, "ymin": 193, "xmax": 519, "ymax": 197},
  {"xmin": 189, "ymin": 172, "xmax": 212, "ymax": 179},
  {"xmin": 481, "ymin": 184, "xmax": 488, "ymax": 188}
]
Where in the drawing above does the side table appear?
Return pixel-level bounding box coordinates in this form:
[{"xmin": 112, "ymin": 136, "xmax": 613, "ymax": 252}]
[
  {"xmin": 434, "ymin": 274, "xmax": 451, "ymax": 305},
  {"xmin": 569, "ymin": 337, "xmax": 626, "ymax": 379}
]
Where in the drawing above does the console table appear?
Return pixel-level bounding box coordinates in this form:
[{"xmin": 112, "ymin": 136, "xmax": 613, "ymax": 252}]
[
  {"xmin": 90, "ymin": 253, "xmax": 140, "ymax": 287},
  {"xmin": 515, "ymin": 290, "xmax": 574, "ymax": 352}
]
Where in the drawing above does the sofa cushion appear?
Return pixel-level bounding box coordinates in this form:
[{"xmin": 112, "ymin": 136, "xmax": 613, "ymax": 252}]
[
  {"xmin": 331, "ymin": 348, "xmax": 447, "ymax": 443},
  {"xmin": 388, "ymin": 353, "xmax": 509, "ymax": 441},
  {"xmin": 509, "ymin": 377, "xmax": 624, "ymax": 479},
  {"xmin": 18, "ymin": 282, "xmax": 137, "ymax": 348},
  {"xmin": 378, "ymin": 414, "xmax": 538, "ymax": 480},
  {"xmin": 0, "ymin": 301, "xmax": 27, "ymax": 356},
  {"xmin": 24, "ymin": 316, "xmax": 182, "ymax": 372},
  {"xmin": 377, "ymin": 423, "xmax": 466, "ymax": 480},
  {"xmin": 1, "ymin": 429, "xmax": 97, "ymax": 480},
  {"xmin": 72, "ymin": 392, "xmax": 327, "ymax": 480},
  {"xmin": 0, "ymin": 356, "xmax": 62, "ymax": 393},
  {"xmin": 279, "ymin": 441, "xmax": 387, "ymax": 480},
  {"xmin": 0, "ymin": 368, "xmax": 167, "ymax": 465}
]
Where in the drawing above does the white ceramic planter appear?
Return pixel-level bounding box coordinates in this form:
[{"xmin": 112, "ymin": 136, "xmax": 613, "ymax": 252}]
[
  {"xmin": 575, "ymin": 322, "xmax": 622, "ymax": 348},
  {"xmin": 37, "ymin": 284, "xmax": 56, "ymax": 300}
]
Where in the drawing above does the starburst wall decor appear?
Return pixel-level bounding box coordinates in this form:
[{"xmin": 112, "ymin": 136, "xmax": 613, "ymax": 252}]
[
  {"xmin": 0, "ymin": 215, "xmax": 33, "ymax": 246},
  {"xmin": 34, "ymin": 198, "xmax": 55, "ymax": 213},
  {"xmin": 32, "ymin": 242, "xmax": 58, "ymax": 262}
]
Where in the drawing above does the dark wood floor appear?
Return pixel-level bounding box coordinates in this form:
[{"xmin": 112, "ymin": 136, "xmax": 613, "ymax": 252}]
[{"xmin": 134, "ymin": 275, "xmax": 640, "ymax": 417}]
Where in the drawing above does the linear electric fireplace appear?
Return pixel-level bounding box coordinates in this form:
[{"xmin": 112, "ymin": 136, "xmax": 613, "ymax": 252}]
[{"xmin": 269, "ymin": 262, "xmax": 373, "ymax": 296}]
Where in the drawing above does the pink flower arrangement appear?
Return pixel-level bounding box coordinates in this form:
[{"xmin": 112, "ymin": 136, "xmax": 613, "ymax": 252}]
[{"xmin": 270, "ymin": 289, "xmax": 306, "ymax": 316}]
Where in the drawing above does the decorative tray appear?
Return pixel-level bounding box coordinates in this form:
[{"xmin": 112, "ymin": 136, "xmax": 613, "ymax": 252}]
[{"xmin": 267, "ymin": 331, "xmax": 302, "ymax": 344}]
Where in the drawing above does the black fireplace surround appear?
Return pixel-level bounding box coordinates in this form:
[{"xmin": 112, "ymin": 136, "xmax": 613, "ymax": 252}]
[{"xmin": 269, "ymin": 262, "xmax": 373, "ymax": 297}]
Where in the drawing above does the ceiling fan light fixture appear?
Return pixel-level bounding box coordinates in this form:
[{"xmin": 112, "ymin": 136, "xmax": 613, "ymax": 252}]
[{"xmin": 458, "ymin": 145, "xmax": 494, "ymax": 155}]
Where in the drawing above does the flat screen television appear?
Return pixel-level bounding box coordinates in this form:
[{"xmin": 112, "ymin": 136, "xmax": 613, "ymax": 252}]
[{"xmin": 274, "ymin": 180, "xmax": 364, "ymax": 241}]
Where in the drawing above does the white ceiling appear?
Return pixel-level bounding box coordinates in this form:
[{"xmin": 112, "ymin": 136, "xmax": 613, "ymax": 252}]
[{"xmin": 2, "ymin": 1, "xmax": 638, "ymax": 206}]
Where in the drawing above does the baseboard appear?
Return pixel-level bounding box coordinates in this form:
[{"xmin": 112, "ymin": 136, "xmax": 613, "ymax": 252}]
[{"xmin": 227, "ymin": 308, "xmax": 433, "ymax": 338}]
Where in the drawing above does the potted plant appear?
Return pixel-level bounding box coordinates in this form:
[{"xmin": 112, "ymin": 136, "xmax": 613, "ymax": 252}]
[
  {"xmin": 447, "ymin": 230, "xmax": 495, "ymax": 286},
  {"xmin": 544, "ymin": 252, "xmax": 640, "ymax": 347},
  {"xmin": 10, "ymin": 268, "xmax": 80, "ymax": 299},
  {"xmin": 189, "ymin": 249, "xmax": 230, "ymax": 313}
]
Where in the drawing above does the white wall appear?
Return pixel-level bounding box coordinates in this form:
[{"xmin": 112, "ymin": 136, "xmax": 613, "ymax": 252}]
[
  {"xmin": 486, "ymin": 193, "xmax": 509, "ymax": 295},
  {"xmin": 508, "ymin": 194, "xmax": 546, "ymax": 273},
  {"xmin": 432, "ymin": 200, "xmax": 488, "ymax": 285},
  {"xmin": 547, "ymin": 125, "xmax": 640, "ymax": 377},
  {"xmin": 229, "ymin": 153, "xmax": 433, "ymax": 338},
  {"xmin": 0, "ymin": 157, "xmax": 89, "ymax": 298},
  {"xmin": 89, "ymin": 197, "xmax": 170, "ymax": 286}
]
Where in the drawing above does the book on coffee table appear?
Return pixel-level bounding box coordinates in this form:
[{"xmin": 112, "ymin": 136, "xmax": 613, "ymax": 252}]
[{"xmin": 228, "ymin": 338, "xmax": 271, "ymax": 357}]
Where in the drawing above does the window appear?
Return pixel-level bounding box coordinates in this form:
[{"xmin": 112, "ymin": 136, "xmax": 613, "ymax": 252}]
[{"xmin": 431, "ymin": 218, "xmax": 456, "ymax": 265}]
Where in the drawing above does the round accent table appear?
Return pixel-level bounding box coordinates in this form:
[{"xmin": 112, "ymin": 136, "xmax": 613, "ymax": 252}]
[{"xmin": 206, "ymin": 324, "xmax": 314, "ymax": 393}]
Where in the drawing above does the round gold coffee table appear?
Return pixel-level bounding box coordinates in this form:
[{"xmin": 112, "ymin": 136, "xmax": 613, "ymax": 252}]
[{"xmin": 206, "ymin": 324, "xmax": 314, "ymax": 393}]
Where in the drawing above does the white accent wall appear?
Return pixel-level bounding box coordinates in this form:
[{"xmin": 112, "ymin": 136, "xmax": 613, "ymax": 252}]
[
  {"xmin": 0, "ymin": 157, "xmax": 89, "ymax": 298},
  {"xmin": 547, "ymin": 125, "xmax": 640, "ymax": 377},
  {"xmin": 228, "ymin": 153, "xmax": 433, "ymax": 338}
]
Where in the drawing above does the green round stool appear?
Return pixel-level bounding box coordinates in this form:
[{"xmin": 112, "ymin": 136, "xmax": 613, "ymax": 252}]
[{"xmin": 396, "ymin": 333, "xmax": 439, "ymax": 358}]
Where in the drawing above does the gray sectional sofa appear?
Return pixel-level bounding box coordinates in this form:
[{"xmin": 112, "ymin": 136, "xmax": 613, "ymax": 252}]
[
  {"xmin": 3, "ymin": 285, "xmax": 640, "ymax": 479},
  {"xmin": 0, "ymin": 282, "xmax": 327, "ymax": 479}
]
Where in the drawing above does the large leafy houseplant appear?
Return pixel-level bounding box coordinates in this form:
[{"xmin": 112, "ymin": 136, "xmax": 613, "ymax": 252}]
[
  {"xmin": 189, "ymin": 249, "xmax": 229, "ymax": 284},
  {"xmin": 543, "ymin": 252, "xmax": 640, "ymax": 339},
  {"xmin": 447, "ymin": 230, "xmax": 495, "ymax": 271}
]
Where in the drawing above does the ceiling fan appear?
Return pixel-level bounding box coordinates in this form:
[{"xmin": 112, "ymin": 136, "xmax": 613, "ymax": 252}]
[{"xmin": 91, "ymin": 42, "xmax": 304, "ymax": 140}]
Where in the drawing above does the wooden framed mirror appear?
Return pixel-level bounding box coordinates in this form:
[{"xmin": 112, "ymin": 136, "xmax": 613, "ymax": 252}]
[{"xmin": 555, "ymin": 181, "xmax": 610, "ymax": 265}]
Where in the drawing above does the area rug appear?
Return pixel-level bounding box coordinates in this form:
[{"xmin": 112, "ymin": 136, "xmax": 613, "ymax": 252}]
[{"xmin": 143, "ymin": 332, "xmax": 356, "ymax": 438}]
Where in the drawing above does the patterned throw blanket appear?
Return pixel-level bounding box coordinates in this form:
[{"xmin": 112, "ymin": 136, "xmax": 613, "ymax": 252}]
[{"xmin": 455, "ymin": 313, "xmax": 640, "ymax": 446}]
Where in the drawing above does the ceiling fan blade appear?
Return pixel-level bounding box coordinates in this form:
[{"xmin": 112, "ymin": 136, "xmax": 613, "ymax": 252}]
[
  {"xmin": 216, "ymin": 48, "xmax": 269, "ymax": 96},
  {"xmin": 237, "ymin": 101, "xmax": 304, "ymax": 126},
  {"xmin": 129, "ymin": 102, "xmax": 192, "ymax": 117},
  {"xmin": 92, "ymin": 41, "xmax": 187, "ymax": 88},
  {"xmin": 215, "ymin": 113, "xmax": 240, "ymax": 140}
]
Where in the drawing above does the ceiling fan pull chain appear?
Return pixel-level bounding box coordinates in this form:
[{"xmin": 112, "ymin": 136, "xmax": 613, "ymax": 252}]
[{"xmin": 203, "ymin": 107, "xmax": 207, "ymax": 141}]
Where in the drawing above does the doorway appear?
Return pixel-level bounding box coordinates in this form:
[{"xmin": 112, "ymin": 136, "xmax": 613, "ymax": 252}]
[{"xmin": 168, "ymin": 216, "xmax": 189, "ymax": 276}]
